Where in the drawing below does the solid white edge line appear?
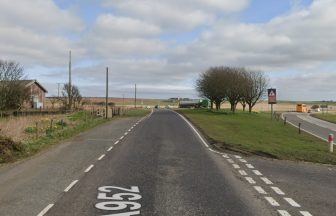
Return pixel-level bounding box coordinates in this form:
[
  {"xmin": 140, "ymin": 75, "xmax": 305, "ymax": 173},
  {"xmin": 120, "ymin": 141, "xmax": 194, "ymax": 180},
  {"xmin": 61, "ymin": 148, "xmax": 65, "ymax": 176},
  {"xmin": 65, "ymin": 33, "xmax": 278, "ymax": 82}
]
[
  {"xmin": 277, "ymin": 210, "xmax": 291, "ymax": 216},
  {"xmin": 98, "ymin": 154, "xmax": 105, "ymax": 161},
  {"xmin": 174, "ymin": 111, "xmax": 209, "ymax": 148},
  {"xmin": 107, "ymin": 146, "xmax": 113, "ymax": 152},
  {"xmin": 37, "ymin": 204, "xmax": 54, "ymax": 216},
  {"xmin": 300, "ymin": 211, "xmax": 313, "ymax": 216},
  {"xmin": 271, "ymin": 186, "xmax": 285, "ymax": 195},
  {"xmin": 84, "ymin": 164, "xmax": 94, "ymax": 173},
  {"xmin": 64, "ymin": 180, "xmax": 78, "ymax": 192},
  {"xmin": 265, "ymin": 197, "xmax": 280, "ymax": 207},
  {"xmin": 124, "ymin": 132, "xmax": 128, "ymax": 135},
  {"xmin": 254, "ymin": 186, "xmax": 267, "ymax": 194},
  {"xmin": 284, "ymin": 197, "xmax": 301, "ymax": 207}
]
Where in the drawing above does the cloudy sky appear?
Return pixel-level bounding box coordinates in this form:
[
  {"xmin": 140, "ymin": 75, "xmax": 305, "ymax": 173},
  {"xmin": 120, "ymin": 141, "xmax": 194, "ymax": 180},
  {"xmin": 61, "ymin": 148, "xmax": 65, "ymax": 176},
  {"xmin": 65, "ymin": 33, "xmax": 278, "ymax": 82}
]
[{"xmin": 1, "ymin": 0, "xmax": 336, "ymax": 100}]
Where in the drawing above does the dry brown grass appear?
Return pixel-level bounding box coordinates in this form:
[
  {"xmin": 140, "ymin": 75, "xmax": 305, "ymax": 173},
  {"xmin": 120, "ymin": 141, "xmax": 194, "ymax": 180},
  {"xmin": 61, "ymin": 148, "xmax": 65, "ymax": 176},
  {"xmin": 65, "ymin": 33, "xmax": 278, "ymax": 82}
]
[{"xmin": 0, "ymin": 114, "xmax": 67, "ymax": 142}]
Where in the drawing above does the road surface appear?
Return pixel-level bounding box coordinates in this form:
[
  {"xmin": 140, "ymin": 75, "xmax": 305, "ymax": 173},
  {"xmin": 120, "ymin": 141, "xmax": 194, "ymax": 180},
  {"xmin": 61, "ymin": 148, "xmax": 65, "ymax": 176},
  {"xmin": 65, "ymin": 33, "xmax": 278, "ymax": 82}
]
[
  {"xmin": 0, "ymin": 110, "xmax": 323, "ymax": 216},
  {"xmin": 282, "ymin": 112, "xmax": 336, "ymax": 141}
]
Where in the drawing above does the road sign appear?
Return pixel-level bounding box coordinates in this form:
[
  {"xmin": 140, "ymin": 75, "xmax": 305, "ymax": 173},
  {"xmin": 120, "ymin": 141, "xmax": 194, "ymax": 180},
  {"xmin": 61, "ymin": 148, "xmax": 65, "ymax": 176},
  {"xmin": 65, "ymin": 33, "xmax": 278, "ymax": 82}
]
[{"xmin": 268, "ymin": 88, "xmax": 277, "ymax": 104}]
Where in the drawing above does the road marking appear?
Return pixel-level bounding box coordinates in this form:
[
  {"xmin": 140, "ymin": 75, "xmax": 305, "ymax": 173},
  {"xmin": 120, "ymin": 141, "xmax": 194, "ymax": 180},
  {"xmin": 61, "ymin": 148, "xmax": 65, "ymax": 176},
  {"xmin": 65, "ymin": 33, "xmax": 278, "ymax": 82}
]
[
  {"xmin": 85, "ymin": 165, "xmax": 94, "ymax": 173},
  {"xmin": 260, "ymin": 177, "xmax": 273, "ymax": 185},
  {"xmin": 245, "ymin": 177, "xmax": 256, "ymax": 184},
  {"xmin": 124, "ymin": 132, "xmax": 128, "ymax": 135},
  {"xmin": 107, "ymin": 146, "xmax": 113, "ymax": 152},
  {"xmin": 271, "ymin": 187, "xmax": 285, "ymax": 195},
  {"xmin": 120, "ymin": 136, "xmax": 124, "ymax": 140},
  {"xmin": 64, "ymin": 180, "xmax": 78, "ymax": 192},
  {"xmin": 239, "ymin": 159, "xmax": 247, "ymax": 163},
  {"xmin": 277, "ymin": 210, "xmax": 291, "ymax": 216},
  {"xmin": 300, "ymin": 211, "xmax": 313, "ymax": 216},
  {"xmin": 254, "ymin": 186, "xmax": 267, "ymax": 194},
  {"xmin": 265, "ymin": 197, "xmax": 280, "ymax": 206},
  {"xmin": 98, "ymin": 154, "xmax": 105, "ymax": 161},
  {"xmin": 233, "ymin": 164, "xmax": 240, "ymax": 169},
  {"xmin": 234, "ymin": 155, "xmax": 242, "ymax": 159},
  {"xmin": 238, "ymin": 170, "xmax": 248, "ymax": 176},
  {"xmin": 284, "ymin": 198, "xmax": 301, "ymax": 207},
  {"xmin": 128, "ymin": 129, "xmax": 131, "ymax": 132},
  {"xmin": 37, "ymin": 204, "xmax": 54, "ymax": 216},
  {"xmin": 227, "ymin": 159, "xmax": 234, "ymax": 163},
  {"xmin": 246, "ymin": 164, "xmax": 254, "ymax": 169},
  {"xmin": 252, "ymin": 170, "xmax": 263, "ymax": 176},
  {"xmin": 175, "ymin": 112, "xmax": 209, "ymax": 148},
  {"xmin": 114, "ymin": 140, "xmax": 119, "ymax": 145},
  {"xmin": 222, "ymin": 154, "xmax": 230, "ymax": 159},
  {"xmin": 209, "ymin": 148, "xmax": 221, "ymax": 154}
]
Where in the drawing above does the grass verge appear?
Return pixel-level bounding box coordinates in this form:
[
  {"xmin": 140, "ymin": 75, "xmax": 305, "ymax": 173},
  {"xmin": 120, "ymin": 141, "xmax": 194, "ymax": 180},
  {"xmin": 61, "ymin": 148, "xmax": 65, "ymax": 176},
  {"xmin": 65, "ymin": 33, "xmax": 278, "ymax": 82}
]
[
  {"xmin": 179, "ymin": 109, "xmax": 336, "ymax": 165},
  {"xmin": 311, "ymin": 113, "xmax": 336, "ymax": 124},
  {"xmin": 0, "ymin": 109, "xmax": 150, "ymax": 164}
]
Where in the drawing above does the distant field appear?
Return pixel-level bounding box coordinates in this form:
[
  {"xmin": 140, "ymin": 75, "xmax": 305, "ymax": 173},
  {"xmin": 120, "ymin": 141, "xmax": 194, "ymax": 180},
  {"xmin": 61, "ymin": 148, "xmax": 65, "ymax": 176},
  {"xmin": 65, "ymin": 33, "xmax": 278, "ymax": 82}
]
[{"xmin": 180, "ymin": 109, "xmax": 336, "ymax": 165}]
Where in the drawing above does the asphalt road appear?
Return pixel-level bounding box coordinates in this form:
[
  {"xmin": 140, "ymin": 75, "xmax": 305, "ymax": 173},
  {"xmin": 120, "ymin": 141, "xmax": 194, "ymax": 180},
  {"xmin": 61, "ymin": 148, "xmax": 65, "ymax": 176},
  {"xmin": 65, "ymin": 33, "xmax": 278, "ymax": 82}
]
[
  {"xmin": 283, "ymin": 112, "xmax": 336, "ymax": 141},
  {"xmin": 0, "ymin": 110, "xmax": 323, "ymax": 216}
]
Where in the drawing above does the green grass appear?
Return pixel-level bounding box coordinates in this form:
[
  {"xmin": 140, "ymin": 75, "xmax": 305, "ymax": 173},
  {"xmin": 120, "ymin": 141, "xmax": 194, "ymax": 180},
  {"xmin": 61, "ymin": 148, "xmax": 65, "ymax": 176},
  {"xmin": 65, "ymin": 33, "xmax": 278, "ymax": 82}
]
[
  {"xmin": 180, "ymin": 109, "xmax": 336, "ymax": 165},
  {"xmin": 1, "ymin": 109, "xmax": 150, "ymax": 163},
  {"xmin": 311, "ymin": 113, "xmax": 336, "ymax": 124}
]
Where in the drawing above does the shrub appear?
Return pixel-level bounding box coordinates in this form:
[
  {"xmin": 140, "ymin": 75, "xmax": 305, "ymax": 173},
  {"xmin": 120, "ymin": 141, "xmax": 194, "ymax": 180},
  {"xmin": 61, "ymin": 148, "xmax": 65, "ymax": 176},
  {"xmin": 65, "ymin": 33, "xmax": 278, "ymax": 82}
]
[
  {"xmin": 0, "ymin": 136, "xmax": 24, "ymax": 163},
  {"xmin": 25, "ymin": 126, "xmax": 37, "ymax": 134}
]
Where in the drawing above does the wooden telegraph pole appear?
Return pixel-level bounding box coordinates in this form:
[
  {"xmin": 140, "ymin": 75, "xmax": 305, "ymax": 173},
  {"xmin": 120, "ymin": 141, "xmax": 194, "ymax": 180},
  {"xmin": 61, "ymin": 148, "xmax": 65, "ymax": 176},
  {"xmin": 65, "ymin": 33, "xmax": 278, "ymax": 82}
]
[
  {"xmin": 106, "ymin": 67, "xmax": 109, "ymax": 119},
  {"xmin": 68, "ymin": 50, "xmax": 72, "ymax": 110},
  {"xmin": 134, "ymin": 84, "xmax": 137, "ymax": 108}
]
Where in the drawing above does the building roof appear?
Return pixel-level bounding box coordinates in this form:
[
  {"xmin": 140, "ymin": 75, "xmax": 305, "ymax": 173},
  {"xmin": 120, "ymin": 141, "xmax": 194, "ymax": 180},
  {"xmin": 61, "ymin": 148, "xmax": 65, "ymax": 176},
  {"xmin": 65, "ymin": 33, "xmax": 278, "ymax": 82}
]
[{"xmin": 20, "ymin": 80, "xmax": 48, "ymax": 93}]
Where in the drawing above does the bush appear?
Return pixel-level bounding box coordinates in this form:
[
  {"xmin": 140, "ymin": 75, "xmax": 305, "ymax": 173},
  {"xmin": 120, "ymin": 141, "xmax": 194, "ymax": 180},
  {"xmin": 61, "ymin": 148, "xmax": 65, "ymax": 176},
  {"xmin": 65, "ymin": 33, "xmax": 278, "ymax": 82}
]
[
  {"xmin": 25, "ymin": 126, "xmax": 37, "ymax": 134},
  {"xmin": 311, "ymin": 104, "xmax": 320, "ymax": 109},
  {"xmin": 56, "ymin": 120, "xmax": 67, "ymax": 127},
  {"xmin": 0, "ymin": 136, "xmax": 24, "ymax": 163}
]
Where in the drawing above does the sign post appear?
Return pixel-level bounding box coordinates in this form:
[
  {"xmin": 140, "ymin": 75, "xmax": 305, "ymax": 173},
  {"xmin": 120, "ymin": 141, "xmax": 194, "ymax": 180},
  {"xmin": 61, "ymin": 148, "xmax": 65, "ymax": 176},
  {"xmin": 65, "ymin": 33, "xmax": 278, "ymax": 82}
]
[{"xmin": 268, "ymin": 88, "xmax": 277, "ymax": 120}]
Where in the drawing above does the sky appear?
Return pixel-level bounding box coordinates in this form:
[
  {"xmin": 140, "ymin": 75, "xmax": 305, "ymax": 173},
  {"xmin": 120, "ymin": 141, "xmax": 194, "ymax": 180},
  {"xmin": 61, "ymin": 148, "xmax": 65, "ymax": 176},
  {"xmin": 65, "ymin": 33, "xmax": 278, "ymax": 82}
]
[{"xmin": 2, "ymin": 0, "xmax": 336, "ymax": 101}]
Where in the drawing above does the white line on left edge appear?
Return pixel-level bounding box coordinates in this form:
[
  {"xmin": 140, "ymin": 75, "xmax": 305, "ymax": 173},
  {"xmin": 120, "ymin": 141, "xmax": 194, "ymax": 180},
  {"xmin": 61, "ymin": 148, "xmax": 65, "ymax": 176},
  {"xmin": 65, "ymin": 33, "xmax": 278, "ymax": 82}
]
[
  {"xmin": 37, "ymin": 204, "xmax": 54, "ymax": 216},
  {"xmin": 98, "ymin": 154, "xmax": 105, "ymax": 161},
  {"xmin": 64, "ymin": 180, "xmax": 78, "ymax": 192},
  {"xmin": 85, "ymin": 165, "xmax": 94, "ymax": 173},
  {"xmin": 107, "ymin": 146, "xmax": 113, "ymax": 151}
]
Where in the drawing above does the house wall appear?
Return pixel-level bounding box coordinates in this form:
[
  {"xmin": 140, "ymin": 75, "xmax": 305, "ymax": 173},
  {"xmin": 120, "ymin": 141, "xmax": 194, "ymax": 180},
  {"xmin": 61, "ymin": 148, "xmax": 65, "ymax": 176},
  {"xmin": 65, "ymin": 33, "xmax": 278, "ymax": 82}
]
[{"xmin": 23, "ymin": 83, "xmax": 46, "ymax": 109}]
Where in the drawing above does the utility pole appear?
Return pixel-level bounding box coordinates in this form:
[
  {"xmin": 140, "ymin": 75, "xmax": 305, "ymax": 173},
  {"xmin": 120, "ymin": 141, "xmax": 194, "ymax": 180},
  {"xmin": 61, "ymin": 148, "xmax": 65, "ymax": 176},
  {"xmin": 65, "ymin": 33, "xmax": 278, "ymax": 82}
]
[
  {"xmin": 57, "ymin": 83, "xmax": 61, "ymax": 98},
  {"xmin": 122, "ymin": 94, "xmax": 125, "ymax": 107},
  {"xmin": 106, "ymin": 67, "xmax": 109, "ymax": 119},
  {"xmin": 134, "ymin": 84, "xmax": 137, "ymax": 108},
  {"xmin": 68, "ymin": 50, "xmax": 72, "ymax": 110}
]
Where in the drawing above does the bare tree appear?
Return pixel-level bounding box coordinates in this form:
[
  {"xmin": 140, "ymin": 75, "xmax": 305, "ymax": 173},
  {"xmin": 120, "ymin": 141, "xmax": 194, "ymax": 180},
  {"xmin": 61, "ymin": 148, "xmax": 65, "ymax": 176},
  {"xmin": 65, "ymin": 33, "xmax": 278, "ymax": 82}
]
[
  {"xmin": 61, "ymin": 84, "xmax": 82, "ymax": 110},
  {"xmin": 196, "ymin": 67, "xmax": 227, "ymax": 110},
  {"xmin": 49, "ymin": 96, "xmax": 59, "ymax": 110},
  {"xmin": 241, "ymin": 70, "xmax": 268, "ymax": 113},
  {"xmin": 0, "ymin": 60, "xmax": 29, "ymax": 111},
  {"xmin": 224, "ymin": 67, "xmax": 246, "ymax": 113}
]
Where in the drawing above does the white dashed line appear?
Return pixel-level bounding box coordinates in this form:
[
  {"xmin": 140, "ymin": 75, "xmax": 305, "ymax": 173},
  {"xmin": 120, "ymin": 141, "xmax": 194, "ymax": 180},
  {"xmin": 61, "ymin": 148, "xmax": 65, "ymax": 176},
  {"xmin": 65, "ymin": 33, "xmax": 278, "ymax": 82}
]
[
  {"xmin": 265, "ymin": 197, "xmax": 280, "ymax": 207},
  {"xmin": 234, "ymin": 155, "xmax": 242, "ymax": 159},
  {"xmin": 277, "ymin": 210, "xmax": 291, "ymax": 216},
  {"xmin": 222, "ymin": 154, "xmax": 230, "ymax": 159},
  {"xmin": 98, "ymin": 154, "xmax": 105, "ymax": 161},
  {"xmin": 128, "ymin": 129, "xmax": 131, "ymax": 132},
  {"xmin": 124, "ymin": 132, "xmax": 128, "ymax": 135},
  {"xmin": 37, "ymin": 204, "xmax": 54, "ymax": 216},
  {"xmin": 271, "ymin": 187, "xmax": 285, "ymax": 195},
  {"xmin": 252, "ymin": 170, "xmax": 263, "ymax": 176},
  {"xmin": 64, "ymin": 180, "xmax": 78, "ymax": 192},
  {"xmin": 119, "ymin": 136, "xmax": 124, "ymax": 140},
  {"xmin": 107, "ymin": 146, "xmax": 113, "ymax": 152},
  {"xmin": 84, "ymin": 164, "xmax": 94, "ymax": 173},
  {"xmin": 260, "ymin": 177, "xmax": 273, "ymax": 185},
  {"xmin": 239, "ymin": 159, "xmax": 247, "ymax": 163},
  {"xmin": 246, "ymin": 164, "xmax": 254, "ymax": 169},
  {"xmin": 254, "ymin": 186, "xmax": 267, "ymax": 194},
  {"xmin": 300, "ymin": 211, "xmax": 313, "ymax": 216},
  {"xmin": 227, "ymin": 159, "xmax": 234, "ymax": 163},
  {"xmin": 232, "ymin": 164, "xmax": 240, "ymax": 169},
  {"xmin": 114, "ymin": 140, "xmax": 119, "ymax": 145},
  {"xmin": 245, "ymin": 177, "xmax": 256, "ymax": 184},
  {"xmin": 284, "ymin": 198, "xmax": 301, "ymax": 207},
  {"xmin": 238, "ymin": 170, "xmax": 248, "ymax": 176}
]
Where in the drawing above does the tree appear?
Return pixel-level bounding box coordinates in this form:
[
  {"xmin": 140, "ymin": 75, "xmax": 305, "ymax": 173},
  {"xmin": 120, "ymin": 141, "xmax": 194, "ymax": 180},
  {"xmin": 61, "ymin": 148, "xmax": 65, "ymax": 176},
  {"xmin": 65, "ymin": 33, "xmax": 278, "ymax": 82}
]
[
  {"xmin": 241, "ymin": 70, "xmax": 268, "ymax": 113},
  {"xmin": 0, "ymin": 60, "xmax": 29, "ymax": 111},
  {"xmin": 196, "ymin": 67, "xmax": 227, "ymax": 110},
  {"xmin": 61, "ymin": 84, "xmax": 82, "ymax": 110},
  {"xmin": 224, "ymin": 67, "xmax": 246, "ymax": 113}
]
